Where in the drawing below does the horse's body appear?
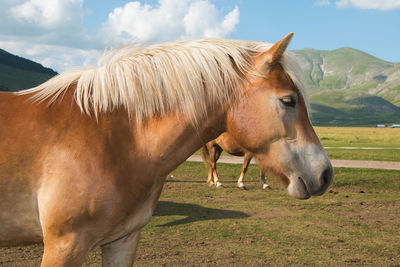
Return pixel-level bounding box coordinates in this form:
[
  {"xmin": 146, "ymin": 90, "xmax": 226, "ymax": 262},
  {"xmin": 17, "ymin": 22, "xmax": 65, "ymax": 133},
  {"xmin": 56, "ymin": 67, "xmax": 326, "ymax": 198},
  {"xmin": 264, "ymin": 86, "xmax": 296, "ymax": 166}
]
[
  {"xmin": 201, "ymin": 132, "xmax": 270, "ymax": 190},
  {"xmin": 0, "ymin": 34, "xmax": 333, "ymax": 266}
]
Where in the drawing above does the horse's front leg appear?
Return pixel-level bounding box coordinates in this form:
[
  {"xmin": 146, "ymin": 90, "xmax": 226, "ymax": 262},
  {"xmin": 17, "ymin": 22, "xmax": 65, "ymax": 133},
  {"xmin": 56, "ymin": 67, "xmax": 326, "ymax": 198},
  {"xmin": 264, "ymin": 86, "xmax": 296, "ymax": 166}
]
[
  {"xmin": 237, "ymin": 153, "xmax": 252, "ymax": 190},
  {"xmin": 260, "ymin": 169, "xmax": 271, "ymax": 190},
  {"xmin": 41, "ymin": 231, "xmax": 94, "ymax": 267},
  {"xmin": 38, "ymin": 183, "xmax": 99, "ymax": 266},
  {"xmin": 101, "ymin": 230, "xmax": 141, "ymax": 267}
]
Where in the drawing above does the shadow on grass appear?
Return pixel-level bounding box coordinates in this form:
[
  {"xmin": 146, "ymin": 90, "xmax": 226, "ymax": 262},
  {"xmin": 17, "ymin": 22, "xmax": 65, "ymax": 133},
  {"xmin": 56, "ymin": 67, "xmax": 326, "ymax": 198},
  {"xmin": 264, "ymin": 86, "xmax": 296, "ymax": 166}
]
[{"xmin": 153, "ymin": 201, "xmax": 249, "ymax": 227}]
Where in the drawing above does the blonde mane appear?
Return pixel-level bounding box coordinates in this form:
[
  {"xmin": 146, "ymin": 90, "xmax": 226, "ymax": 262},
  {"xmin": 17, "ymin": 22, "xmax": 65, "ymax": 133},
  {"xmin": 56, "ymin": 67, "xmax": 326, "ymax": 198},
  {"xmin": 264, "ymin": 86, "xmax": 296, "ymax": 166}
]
[{"xmin": 18, "ymin": 39, "xmax": 309, "ymax": 123}]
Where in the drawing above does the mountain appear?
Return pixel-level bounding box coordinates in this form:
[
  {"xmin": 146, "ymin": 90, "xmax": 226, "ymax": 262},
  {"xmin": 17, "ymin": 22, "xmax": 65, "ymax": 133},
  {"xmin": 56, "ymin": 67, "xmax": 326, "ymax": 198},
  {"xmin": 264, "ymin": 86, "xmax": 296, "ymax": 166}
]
[
  {"xmin": 0, "ymin": 48, "xmax": 57, "ymax": 92},
  {"xmin": 293, "ymin": 48, "xmax": 400, "ymax": 126}
]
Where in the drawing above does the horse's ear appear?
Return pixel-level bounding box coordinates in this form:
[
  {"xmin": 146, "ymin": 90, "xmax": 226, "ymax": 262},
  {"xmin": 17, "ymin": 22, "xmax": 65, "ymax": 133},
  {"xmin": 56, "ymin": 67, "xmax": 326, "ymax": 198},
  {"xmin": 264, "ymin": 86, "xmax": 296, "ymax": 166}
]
[{"xmin": 257, "ymin": 32, "xmax": 294, "ymax": 67}]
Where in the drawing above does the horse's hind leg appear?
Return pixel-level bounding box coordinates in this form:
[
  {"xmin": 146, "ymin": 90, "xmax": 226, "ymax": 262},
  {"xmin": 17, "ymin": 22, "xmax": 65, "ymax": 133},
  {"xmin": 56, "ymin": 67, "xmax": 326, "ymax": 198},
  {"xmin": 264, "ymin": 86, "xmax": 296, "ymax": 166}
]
[
  {"xmin": 237, "ymin": 153, "xmax": 252, "ymax": 190},
  {"xmin": 260, "ymin": 169, "xmax": 271, "ymax": 190},
  {"xmin": 211, "ymin": 145, "xmax": 223, "ymax": 188},
  {"xmin": 101, "ymin": 230, "xmax": 141, "ymax": 267},
  {"xmin": 206, "ymin": 147, "xmax": 214, "ymax": 187},
  {"xmin": 206, "ymin": 143, "xmax": 223, "ymax": 188}
]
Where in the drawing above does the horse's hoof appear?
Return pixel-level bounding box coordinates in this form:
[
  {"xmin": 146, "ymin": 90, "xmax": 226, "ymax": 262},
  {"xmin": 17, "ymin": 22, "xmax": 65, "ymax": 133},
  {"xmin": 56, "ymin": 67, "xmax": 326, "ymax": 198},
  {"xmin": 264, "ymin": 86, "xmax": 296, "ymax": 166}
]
[
  {"xmin": 262, "ymin": 184, "xmax": 271, "ymax": 190},
  {"xmin": 238, "ymin": 182, "xmax": 246, "ymax": 190},
  {"xmin": 216, "ymin": 183, "xmax": 224, "ymax": 188}
]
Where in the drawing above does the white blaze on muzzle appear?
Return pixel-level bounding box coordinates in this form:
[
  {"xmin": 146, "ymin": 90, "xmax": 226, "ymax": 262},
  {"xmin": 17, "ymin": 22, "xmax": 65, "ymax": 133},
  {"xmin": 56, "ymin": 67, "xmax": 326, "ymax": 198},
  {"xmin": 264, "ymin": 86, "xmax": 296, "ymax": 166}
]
[{"xmin": 270, "ymin": 140, "xmax": 333, "ymax": 199}]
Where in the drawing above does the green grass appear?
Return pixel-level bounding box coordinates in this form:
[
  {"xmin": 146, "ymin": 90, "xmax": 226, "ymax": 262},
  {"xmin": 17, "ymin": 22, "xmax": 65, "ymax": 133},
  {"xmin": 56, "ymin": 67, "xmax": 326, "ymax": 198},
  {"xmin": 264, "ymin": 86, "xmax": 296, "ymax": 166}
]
[
  {"xmin": 315, "ymin": 126, "xmax": 400, "ymax": 161},
  {"xmin": 325, "ymin": 148, "xmax": 400, "ymax": 161},
  {"xmin": 333, "ymin": 167, "xmax": 400, "ymax": 190},
  {"xmin": 315, "ymin": 126, "xmax": 400, "ymax": 147}
]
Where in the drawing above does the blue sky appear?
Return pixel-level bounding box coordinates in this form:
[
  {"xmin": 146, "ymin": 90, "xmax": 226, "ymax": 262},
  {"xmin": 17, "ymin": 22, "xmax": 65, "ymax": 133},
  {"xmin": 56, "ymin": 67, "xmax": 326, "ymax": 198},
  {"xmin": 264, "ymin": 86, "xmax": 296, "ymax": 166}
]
[
  {"xmin": 0, "ymin": 0, "xmax": 399, "ymax": 71},
  {"xmin": 231, "ymin": 0, "xmax": 400, "ymax": 62}
]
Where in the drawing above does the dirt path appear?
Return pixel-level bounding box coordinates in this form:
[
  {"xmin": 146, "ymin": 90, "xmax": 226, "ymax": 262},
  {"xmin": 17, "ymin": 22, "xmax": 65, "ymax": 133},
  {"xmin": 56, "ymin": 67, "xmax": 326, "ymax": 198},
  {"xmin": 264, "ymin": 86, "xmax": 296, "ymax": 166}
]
[{"xmin": 187, "ymin": 155, "xmax": 400, "ymax": 170}]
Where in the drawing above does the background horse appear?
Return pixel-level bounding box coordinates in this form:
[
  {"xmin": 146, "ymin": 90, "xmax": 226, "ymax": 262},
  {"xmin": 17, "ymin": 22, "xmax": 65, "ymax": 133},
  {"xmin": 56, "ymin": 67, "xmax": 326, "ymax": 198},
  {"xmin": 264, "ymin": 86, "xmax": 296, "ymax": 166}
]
[
  {"xmin": 0, "ymin": 33, "xmax": 332, "ymax": 266},
  {"xmin": 201, "ymin": 132, "xmax": 271, "ymax": 190}
]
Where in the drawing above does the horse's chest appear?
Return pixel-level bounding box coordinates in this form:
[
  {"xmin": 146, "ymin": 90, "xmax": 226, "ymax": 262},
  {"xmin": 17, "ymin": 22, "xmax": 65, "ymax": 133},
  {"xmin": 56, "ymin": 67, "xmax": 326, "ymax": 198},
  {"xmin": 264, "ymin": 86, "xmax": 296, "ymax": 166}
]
[{"xmin": 100, "ymin": 180, "xmax": 163, "ymax": 245}]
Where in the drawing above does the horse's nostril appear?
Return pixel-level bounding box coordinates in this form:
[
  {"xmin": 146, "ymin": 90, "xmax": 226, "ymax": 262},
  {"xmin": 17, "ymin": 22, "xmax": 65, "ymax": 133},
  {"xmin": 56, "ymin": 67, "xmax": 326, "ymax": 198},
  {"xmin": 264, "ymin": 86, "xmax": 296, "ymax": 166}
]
[
  {"xmin": 321, "ymin": 167, "xmax": 333, "ymax": 186},
  {"xmin": 311, "ymin": 167, "xmax": 333, "ymax": 196}
]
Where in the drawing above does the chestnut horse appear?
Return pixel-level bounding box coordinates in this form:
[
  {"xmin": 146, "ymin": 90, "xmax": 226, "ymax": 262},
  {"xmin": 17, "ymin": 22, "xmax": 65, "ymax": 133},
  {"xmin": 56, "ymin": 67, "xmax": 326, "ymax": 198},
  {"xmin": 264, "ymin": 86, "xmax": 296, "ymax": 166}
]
[
  {"xmin": 0, "ymin": 33, "xmax": 333, "ymax": 266},
  {"xmin": 201, "ymin": 132, "xmax": 271, "ymax": 190}
]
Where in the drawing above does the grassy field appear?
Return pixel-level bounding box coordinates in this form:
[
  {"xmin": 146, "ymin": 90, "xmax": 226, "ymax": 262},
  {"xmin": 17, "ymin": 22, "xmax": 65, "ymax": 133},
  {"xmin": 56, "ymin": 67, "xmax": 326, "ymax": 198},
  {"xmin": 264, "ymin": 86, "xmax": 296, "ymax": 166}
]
[
  {"xmin": 314, "ymin": 127, "xmax": 400, "ymax": 148},
  {"xmin": 314, "ymin": 127, "xmax": 400, "ymax": 162},
  {"xmin": 134, "ymin": 163, "xmax": 400, "ymax": 266},
  {"xmin": 2, "ymin": 162, "xmax": 399, "ymax": 266},
  {"xmin": 323, "ymin": 148, "xmax": 400, "ymax": 162},
  {"xmin": 103, "ymin": 162, "xmax": 400, "ymax": 266}
]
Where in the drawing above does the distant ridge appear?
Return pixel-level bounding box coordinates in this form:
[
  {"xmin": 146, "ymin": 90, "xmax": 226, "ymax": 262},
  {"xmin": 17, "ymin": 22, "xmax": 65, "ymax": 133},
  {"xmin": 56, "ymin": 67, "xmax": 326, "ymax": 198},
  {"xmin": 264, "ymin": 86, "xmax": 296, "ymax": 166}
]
[
  {"xmin": 293, "ymin": 47, "xmax": 400, "ymax": 126},
  {"xmin": 0, "ymin": 48, "xmax": 57, "ymax": 91},
  {"xmin": 0, "ymin": 49, "xmax": 57, "ymax": 76}
]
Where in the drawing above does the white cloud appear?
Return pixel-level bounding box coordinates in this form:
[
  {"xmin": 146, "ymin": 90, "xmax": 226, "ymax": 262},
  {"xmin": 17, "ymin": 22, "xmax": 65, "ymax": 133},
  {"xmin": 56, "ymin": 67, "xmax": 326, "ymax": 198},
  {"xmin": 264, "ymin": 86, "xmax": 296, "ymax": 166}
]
[
  {"xmin": 335, "ymin": 0, "xmax": 400, "ymax": 10},
  {"xmin": 10, "ymin": 0, "xmax": 83, "ymax": 30},
  {"xmin": 313, "ymin": 0, "xmax": 331, "ymax": 6},
  {"xmin": 0, "ymin": 40, "xmax": 100, "ymax": 72},
  {"xmin": 2, "ymin": 0, "xmax": 93, "ymax": 50},
  {"xmin": 100, "ymin": 0, "xmax": 240, "ymax": 45},
  {"xmin": 0, "ymin": 0, "xmax": 95, "ymax": 72},
  {"xmin": 184, "ymin": 1, "xmax": 239, "ymax": 38}
]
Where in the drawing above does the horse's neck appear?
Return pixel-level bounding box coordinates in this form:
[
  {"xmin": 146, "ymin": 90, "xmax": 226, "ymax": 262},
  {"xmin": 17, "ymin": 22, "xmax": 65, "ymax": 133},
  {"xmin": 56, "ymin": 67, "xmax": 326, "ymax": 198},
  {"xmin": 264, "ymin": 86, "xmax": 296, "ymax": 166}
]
[{"xmin": 133, "ymin": 111, "xmax": 226, "ymax": 177}]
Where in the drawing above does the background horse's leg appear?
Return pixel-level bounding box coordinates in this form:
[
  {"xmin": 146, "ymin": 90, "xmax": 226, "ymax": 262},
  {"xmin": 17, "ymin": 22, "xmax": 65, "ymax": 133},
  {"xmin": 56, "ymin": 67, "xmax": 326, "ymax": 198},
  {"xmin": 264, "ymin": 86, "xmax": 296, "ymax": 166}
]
[
  {"xmin": 101, "ymin": 230, "xmax": 141, "ymax": 267},
  {"xmin": 200, "ymin": 146, "xmax": 215, "ymax": 186},
  {"xmin": 237, "ymin": 153, "xmax": 252, "ymax": 190},
  {"xmin": 205, "ymin": 147, "xmax": 214, "ymax": 187},
  {"xmin": 208, "ymin": 144, "xmax": 223, "ymax": 188},
  {"xmin": 40, "ymin": 232, "xmax": 93, "ymax": 267},
  {"xmin": 260, "ymin": 169, "xmax": 271, "ymax": 190}
]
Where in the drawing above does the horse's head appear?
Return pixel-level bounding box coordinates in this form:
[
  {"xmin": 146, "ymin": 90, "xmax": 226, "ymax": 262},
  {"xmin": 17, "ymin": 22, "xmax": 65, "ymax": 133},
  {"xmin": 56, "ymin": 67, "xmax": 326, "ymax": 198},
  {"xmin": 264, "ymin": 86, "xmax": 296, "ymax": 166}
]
[{"xmin": 227, "ymin": 33, "xmax": 333, "ymax": 199}]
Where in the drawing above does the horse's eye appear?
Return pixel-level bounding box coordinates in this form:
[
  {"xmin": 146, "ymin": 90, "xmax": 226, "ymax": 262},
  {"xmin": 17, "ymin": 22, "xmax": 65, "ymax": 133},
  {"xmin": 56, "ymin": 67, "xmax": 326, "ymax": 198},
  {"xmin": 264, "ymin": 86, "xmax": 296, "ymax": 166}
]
[{"xmin": 280, "ymin": 96, "xmax": 296, "ymax": 107}]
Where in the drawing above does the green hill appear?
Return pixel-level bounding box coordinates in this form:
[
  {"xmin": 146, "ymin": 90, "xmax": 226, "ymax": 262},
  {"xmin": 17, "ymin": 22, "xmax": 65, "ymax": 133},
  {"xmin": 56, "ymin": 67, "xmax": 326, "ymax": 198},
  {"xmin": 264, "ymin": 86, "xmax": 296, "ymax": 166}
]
[
  {"xmin": 0, "ymin": 48, "xmax": 57, "ymax": 91},
  {"xmin": 293, "ymin": 48, "xmax": 400, "ymax": 126}
]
